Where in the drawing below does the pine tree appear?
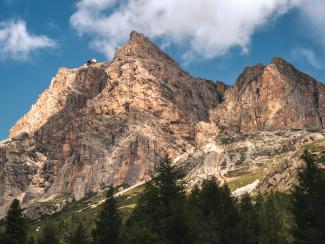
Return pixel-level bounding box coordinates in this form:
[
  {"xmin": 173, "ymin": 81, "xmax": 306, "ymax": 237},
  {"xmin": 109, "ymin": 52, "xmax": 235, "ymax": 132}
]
[
  {"xmin": 92, "ymin": 185, "xmax": 121, "ymax": 244},
  {"xmin": 26, "ymin": 235, "xmax": 37, "ymax": 244},
  {"xmin": 187, "ymin": 185, "xmax": 209, "ymax": 244},
  {"xmin": 264, "ymin": 192, "xmax": 291, "ymax": 244},
  {"xmin": 254, "ymin": 192, "xmax": 291, "ymax": 244},
  {"xmin": 0, "ymin": 230, "xmax": 5, "ymax": 244},
  {"xmin": 68, "ymin": 223, "xmax": 89, "ymax": 244},
  {"xmin": 238, "ymin": 193, "xmax": 257, "ymax": 244},
  {"xmin": 122, "ymin": 226, "xmax": 166, "ymax": 244},
  {"xmin": 37, "ymin": 224, "xmax": 60, "ymax": 244},
  {"xmin": 189, "ymin": 177, "xmax": 240, "ymax": 244},
  {"xmin": 292, "ymin": 150, "xmax": 325, "ymax": 244},
  {"xmin": 3, "ymin": 199, "xmax": 28, "ymax": 244},
  {"xmin": 254, "ymin": 193, "xmax": 268, "ymax": 243},
  {"xmin": 126, "ymin": 154, "xmax": 191, "ymax": 244}
]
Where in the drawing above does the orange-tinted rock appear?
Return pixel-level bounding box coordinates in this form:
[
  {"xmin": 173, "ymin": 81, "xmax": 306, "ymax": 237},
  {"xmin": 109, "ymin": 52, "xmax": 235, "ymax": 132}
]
[
  {"xmin": 213, "ymin": 57, "xmax": 325, "ymax": 133},
  {"xmin": 0, "ymin": 32, "xmax": 223, "ymax": 218},
  {"xmin": 1, "ymin": 32, "xmax": 325, "ymax": 219}
]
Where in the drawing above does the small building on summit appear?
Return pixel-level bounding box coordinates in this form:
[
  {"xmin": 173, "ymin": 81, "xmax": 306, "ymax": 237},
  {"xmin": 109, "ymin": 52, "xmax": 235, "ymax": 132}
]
[{"xmin": 86, "ymin": 58, "xmax": 97, "ymax": 65}]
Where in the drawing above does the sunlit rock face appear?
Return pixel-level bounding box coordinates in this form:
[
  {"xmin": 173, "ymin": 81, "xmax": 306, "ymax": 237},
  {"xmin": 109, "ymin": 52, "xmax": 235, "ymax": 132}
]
[
  {"xmin": 212, "ymin": 57, "xmax": 325, "ymax": 133},
  {"xmin": 1, "ymin": 32, "xmax": 224, "ymax": 218},
  {"xmin": 1, "ymin": 32, "xmax": 324, "ymax": 219}
]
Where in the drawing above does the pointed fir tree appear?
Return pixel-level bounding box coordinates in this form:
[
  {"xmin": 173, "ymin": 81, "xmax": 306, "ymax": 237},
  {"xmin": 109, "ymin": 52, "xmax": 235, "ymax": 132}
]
[
  {"xmin": 189, "ymin": 177, "xmax": 240, "ymax": 244},
  {"xmin": 254, "ymin": 193, "xmax": 268, "ymax": 243},
  {"xmin": 264, "ymin": 192, "xmax": 291, "ymax": 244},
  {"xmin": 26, "ymin": 235, "xmax": 37, "ymax": 244},
  {"xmin": 3, "ymin": 199, "xmax": 28, "ymax": 244},
  {"xmin": 122, "ymin": 226, "xmax": 166, "ymax": 244},
  {"xmin": 292, "ymin": 150, "xmax": 325, "ymax": 244},
  {"xmin": 253, "ymin": 192, "xmax": 292, "ymax": 244},
  {"xmin": 92, "ymin": 185, "xmax": 121, "ymax": 244},
  {"xmin": 238, "ymin": 193, "xmax": 258, "ymax": 244},
  {"xmin": 126, "ymin": 154, "xmax": 191, "ymax": 244},
  {"xmin": 0, "ymin": 229, "xmax": 5, "ymax": 244},
  {"xmin": 37, "ymin": 224, "xmax": 60, "ymax": 244},
  {"xmin": 68, "ymin": 223, "xmax": 89, "ymax": 244}
]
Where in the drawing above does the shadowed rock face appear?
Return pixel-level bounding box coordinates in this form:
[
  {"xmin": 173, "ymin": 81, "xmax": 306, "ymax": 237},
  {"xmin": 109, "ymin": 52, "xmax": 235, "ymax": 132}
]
[
  {"xmin": 212, "ymin": 57, "xmax": 325, "ymax": 133},
  {"xmin": 0, "ymin": 32, "xmax": 324, "ymax": 219}
]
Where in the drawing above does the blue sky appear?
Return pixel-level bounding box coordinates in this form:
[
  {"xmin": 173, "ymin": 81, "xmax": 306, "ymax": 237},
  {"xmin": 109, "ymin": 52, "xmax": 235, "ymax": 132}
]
[{"xmin": 0, "ymin": 0, "xmax": 325, "ymax": 139}]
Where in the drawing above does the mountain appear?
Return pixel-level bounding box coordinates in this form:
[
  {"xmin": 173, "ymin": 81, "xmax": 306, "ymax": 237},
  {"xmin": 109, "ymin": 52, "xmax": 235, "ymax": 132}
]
[
  {"xmin": 212, "ymin": 57, "xmax": 325, "ymax": 133},
  {"xmin": 0, "ymin": 32, "xmax": 324, "ymax": 219}
]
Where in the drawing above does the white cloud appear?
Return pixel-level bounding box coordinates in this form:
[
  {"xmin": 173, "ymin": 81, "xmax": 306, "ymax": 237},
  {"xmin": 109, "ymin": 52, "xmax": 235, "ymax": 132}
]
[
  {"xmin": 292, "ymin": 47, "xmax": 322, "ymax": 69},
  {"xmin": 295, "ymin": 0, "xmax": 325, "ymax": 44},
  {"xmin": 71, "ymin": 0, "xmax": 298, "ymax": 60},
  {"xmin": 0, "ymin": 20, "xmax": 56, "ymax": 61},
  {"xmin": 71, "ymin": 0, "xmax": 325, "ymax": 61}
]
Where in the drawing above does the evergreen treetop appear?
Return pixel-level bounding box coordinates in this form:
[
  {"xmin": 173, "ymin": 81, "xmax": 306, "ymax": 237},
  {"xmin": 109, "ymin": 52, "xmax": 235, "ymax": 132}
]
[
  {"xmin": 292, "ymin": 150, "xmax": 325, "ymax": 244},
  {"xmin": 3, "ymin": 199, "xmax": 27, "ymax": 244},
  {"xmin": 92, "ymin": 185, "xmax": 121, "ymax": 244}
]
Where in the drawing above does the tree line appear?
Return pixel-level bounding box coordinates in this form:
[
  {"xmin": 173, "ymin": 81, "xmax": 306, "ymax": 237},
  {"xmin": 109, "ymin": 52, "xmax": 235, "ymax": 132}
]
[{"xmin": 0, "ymin": 150, "xmax": 324, "ymax": 244}]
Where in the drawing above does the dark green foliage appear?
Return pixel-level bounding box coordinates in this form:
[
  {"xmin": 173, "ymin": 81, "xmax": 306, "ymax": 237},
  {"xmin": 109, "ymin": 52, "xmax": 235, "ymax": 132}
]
[
  {"xmin": 37, "ymin": 224, "xmax": 60, "ymax": 244},
  {"xmin": 3, "ymin": 199, "xmax": 28, "ymax": 244},
  {"xmin": 67, "ymin": 223, "xmax": 89, "ymax": 244},
  {"xmin": 292, "ymin": 150, "xmax": 325, "ymax": 244},
  {"xmin": 189, "ymin": 178, "xmax": 240, "ymax": 244},
  {"xmin": 126, "ymin": 154, "xmax": 191, "ymax": 244},
  {"xmin": 189, "ymin": 183, "xmax": 291, "ymax": 244},
  {"xmin": 0, "ymin": 231, "xmax": 5, "ymax": 244},
  {"xmin": 11, "ymin": 152, "xmax": 325, "ymax": 244},
  {"xmin": 26, "ymin": 235, "xmax": 37, "ymax": 244},
  {"xmin": 238, "ymin": 193, "xmax": 258, "ymax": 244},
  {"xmin": 92, "ymin": 185, "xmax": 121, "ymax": 244},
  {"xmin": 122, "ymin": 226, "xmax": 166, "ymax": 244},
  {"xmin": 256, "ymin": 192, "xmax": 292, "ymax": 244}
]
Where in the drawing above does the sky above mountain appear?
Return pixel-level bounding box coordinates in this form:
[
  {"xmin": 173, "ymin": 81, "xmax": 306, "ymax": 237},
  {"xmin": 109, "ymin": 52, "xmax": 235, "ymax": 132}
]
[{"xmin": 0, "ymin": 0, "xmax": 325, "ymax": 139}]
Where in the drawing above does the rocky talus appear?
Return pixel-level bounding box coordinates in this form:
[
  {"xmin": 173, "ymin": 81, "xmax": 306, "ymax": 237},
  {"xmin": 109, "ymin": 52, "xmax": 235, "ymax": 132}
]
[{"xmin": 0, "ymin": 32, "xmax": 324, "ymax": 219}]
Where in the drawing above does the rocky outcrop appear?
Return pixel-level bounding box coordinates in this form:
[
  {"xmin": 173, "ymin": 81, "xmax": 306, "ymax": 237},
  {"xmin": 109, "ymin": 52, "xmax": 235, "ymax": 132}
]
[
  {"xmin": 1, "ymin": 32, "xmax": 325, "ymax": 219},
  {"xmin": 177, "ymin": 130, "xmax": 325, "ymax": 190},
  {"xmin": 212, "ymin": 57, "xmax": 325, "ymax": 133},
  {"xmin": 1, "ymin": 32, "xmax": 224, "ymax": 218},
  {"xmin": 0, "ymin": 138, "xmax": 49, "ymax": 218}
]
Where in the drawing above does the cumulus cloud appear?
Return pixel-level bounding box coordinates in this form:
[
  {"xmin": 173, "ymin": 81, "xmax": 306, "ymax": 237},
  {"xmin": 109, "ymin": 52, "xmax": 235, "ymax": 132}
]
[
  {"xmin": 295, "ymin": 0, "xmax": 325, "ymax": 44},
  {"xmin": 71, "ymin": 0, "xmax": 299, "ymax": 60},
  {"xmin": 71, "ymin": 0, "xmax": 325, "ymax": 61},
  {"xmin": 0, "ymin": 20, "xmax": 56, "ymax": 61},
  {"xmin": 292, "ymin": 47, "xmax": 322, "ymax": 69}
]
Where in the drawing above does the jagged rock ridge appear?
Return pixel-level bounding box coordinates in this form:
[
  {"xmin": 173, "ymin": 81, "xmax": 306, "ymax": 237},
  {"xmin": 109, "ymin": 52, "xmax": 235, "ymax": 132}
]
[
  {"xmin": 0, "ymin": 32, "xmax": 324, "ymax": 219},
  {"xmin": 1, "ymin": 32, "xmax": 224, "ymax": 218},
  {"xmin": 212, "ymin": 57, "xmax": 325, "ymax": 133}
]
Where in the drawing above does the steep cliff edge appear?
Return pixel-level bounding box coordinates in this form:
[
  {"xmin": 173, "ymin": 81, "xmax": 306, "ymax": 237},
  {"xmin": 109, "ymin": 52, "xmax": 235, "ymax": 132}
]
[
  {"xmin": 1, "ymin": 32, "xmax": 224, "ymax": 218},
  {"xmin": 1, "ymin": 32, "xmax": 324, "ymax": 219},
  {"xmin": 212, "ymin": 57, "xmax": 325, "ymax": 133}
]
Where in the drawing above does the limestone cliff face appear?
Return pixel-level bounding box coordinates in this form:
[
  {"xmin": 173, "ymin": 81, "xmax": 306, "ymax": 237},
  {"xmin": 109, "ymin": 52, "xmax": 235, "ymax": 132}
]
[
  {"xmin": 1, "ymin": 32, "xmax": 224, "ymax": 218},
  {"xmin": 1, "ymin": 32, "xmax": 325, "ymax": 219},
  {"xmin": 212, "ymin": 57, "xmax": 325, "ymax": 133}
]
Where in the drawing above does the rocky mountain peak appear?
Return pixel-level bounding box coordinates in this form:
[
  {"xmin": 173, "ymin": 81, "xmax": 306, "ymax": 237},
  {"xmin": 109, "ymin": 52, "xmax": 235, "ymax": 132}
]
[
  {"xmin": 129, "ymin": 31, "xmax": 149, "ymax": 44},
  {"xmin": 213, "ymin": 57, "xmax": 325, "ymax": 133},
  {"xmin": 235, "ymin": 57, "xmax": 300, "ymax": 90},
  {"xmin": 0, "ymin": 32, "xmax": 227, "ymax": 218},
  {"xmin": 234, "ymin": 63, "xmax": 265, "ymax": 91},
  {"xmin": 271, "ymin": 56, "xmax": 292, "ymax": 66},
  {"xmin": 1, "ymin": 32, "xmax": 325, "ymax": 220},
  {"xmin": 114, "ymin": 31, "xmax": 176, "ymax": 64}
]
